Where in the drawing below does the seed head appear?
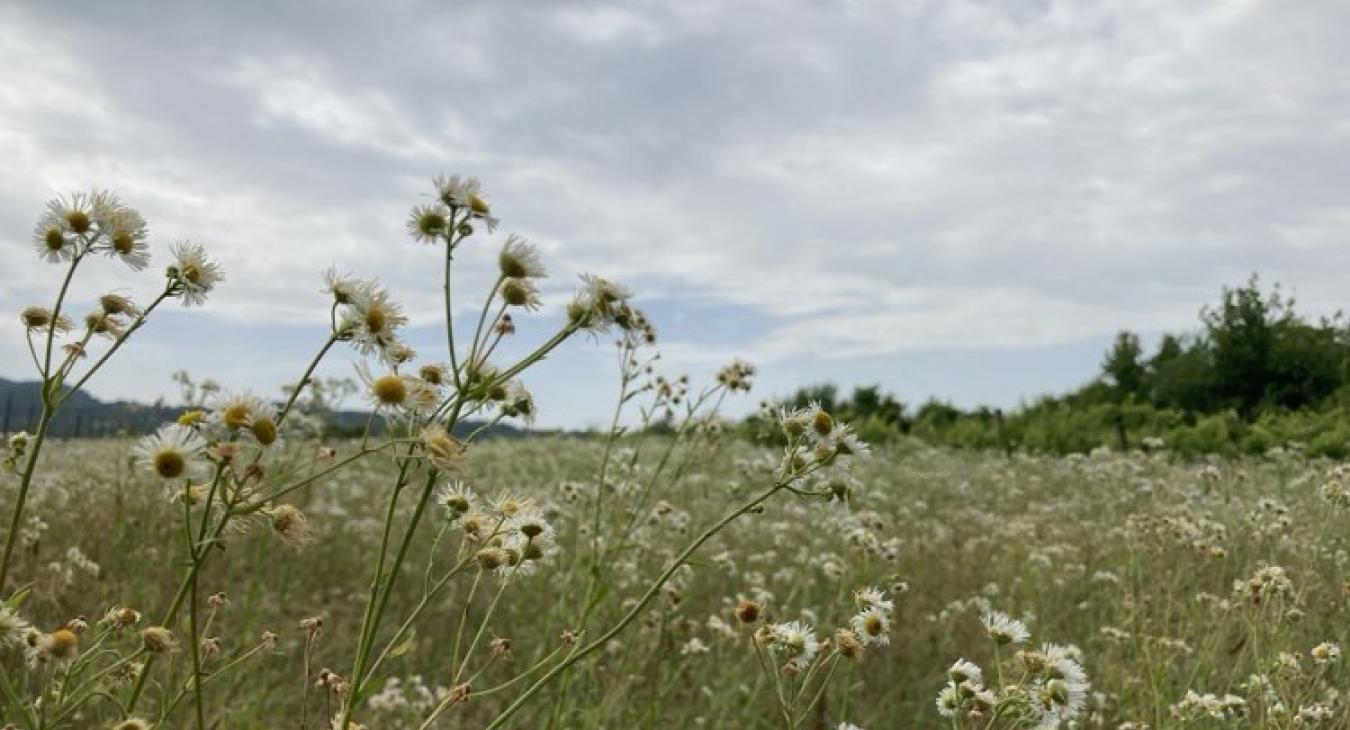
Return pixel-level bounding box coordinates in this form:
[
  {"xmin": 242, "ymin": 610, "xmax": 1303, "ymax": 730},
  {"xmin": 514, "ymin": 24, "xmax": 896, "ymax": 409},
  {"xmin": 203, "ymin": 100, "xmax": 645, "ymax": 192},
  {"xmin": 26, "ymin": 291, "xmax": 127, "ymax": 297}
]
[
  {"xmin": 372, "ymin": 374, "xmax": 408, "ymax": 406},
  {"xmin": 270, "ymin": 504, "xmax": 312, "ymax": 546},
  {"xmin": 476, "ymin": 547, "xmax": 509, "ymax": 570},
  {"xmin": 736, "ymin": 599, "xmax": 762, "ymax": 625},
  {"xmin": 835, "ymin": 628, "xmax": 864, "ymax": 659},
  {"xmin": 142, "ymin": 626, "xmax": 178, "ymax": 654}
]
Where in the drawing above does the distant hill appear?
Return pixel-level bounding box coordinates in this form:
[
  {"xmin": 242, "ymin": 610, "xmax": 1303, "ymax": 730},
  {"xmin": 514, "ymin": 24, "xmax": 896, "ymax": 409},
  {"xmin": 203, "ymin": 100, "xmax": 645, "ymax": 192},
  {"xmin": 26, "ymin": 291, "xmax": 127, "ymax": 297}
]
[{"xmin": 0, "ymin": 378, "xmax": 528, "ymax": 440}]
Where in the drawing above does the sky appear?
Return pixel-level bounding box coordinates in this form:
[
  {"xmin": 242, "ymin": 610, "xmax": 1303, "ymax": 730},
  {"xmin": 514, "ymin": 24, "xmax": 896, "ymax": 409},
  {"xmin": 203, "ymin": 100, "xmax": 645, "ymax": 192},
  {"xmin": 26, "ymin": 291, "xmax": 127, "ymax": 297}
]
[{"xmin": 2, "ymin": 0, "xmax": 1350, "ymax": 428}]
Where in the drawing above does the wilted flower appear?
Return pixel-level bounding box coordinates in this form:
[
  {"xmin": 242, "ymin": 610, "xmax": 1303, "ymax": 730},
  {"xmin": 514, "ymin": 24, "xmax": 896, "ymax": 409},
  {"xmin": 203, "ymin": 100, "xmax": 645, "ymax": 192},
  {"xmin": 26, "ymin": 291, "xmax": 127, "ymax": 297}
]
[{"xmin": 498, "ymin": 235, "xmax": 547, "ymax": 279}]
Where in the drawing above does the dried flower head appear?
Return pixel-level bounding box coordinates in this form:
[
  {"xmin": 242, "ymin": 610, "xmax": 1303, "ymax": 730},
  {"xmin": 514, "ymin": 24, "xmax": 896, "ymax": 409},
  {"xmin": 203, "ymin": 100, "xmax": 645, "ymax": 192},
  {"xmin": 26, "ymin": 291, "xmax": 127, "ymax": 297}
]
[
  {"xmin": 269, "ymin": 504, "xmax": 313, "ymax": 546},
  {"xmin": 498, "ymin": 235, "xmax": 547, "ymax": 279},
  {"xmin": 142, "ymin": 626, "xmax": 179, "ymax": 654}
]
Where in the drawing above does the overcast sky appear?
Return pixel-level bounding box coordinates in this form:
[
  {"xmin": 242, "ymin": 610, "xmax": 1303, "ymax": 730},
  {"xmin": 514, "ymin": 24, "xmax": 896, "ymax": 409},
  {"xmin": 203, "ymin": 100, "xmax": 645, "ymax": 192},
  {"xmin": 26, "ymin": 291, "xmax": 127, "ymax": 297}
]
[{"xmin": 3, "ymin": 0, "xmax": 1350, "ymax": 427}]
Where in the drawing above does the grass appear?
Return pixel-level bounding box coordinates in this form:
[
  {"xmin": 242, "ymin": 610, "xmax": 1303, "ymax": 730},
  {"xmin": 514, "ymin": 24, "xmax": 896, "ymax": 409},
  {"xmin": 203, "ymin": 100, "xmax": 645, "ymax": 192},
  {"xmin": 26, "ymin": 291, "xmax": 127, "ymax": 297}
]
[{"xmin": 3, "ymin": 435, "xmax": 1347, "ymax": 728}]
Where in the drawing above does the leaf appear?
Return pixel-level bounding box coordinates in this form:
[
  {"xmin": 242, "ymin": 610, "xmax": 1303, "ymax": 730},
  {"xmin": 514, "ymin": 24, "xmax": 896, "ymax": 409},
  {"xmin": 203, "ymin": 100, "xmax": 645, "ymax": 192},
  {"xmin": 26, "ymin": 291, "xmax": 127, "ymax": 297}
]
[
  {"xmin": 5, "ymin": 585, "xmax": 33, "ymax": 609},
  {"xmin": 388, "ymin": 629, "xmax": 416, "ymax": 658}
]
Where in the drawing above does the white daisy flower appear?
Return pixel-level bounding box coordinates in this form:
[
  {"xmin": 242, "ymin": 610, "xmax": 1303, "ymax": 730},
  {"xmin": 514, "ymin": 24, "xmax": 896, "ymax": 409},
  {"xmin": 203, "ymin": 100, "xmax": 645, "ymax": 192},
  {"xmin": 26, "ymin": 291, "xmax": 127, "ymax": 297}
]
[
  {"xmin": 855, "ymin": 586, "xmax": 894, "ymax": 614},
  {"xmin": 849, "ymin": 607, "xmax": 891, "ymax": 646},
  {"xmin": 768, "ymin": 620, "xmax": 819, "ymax": 671},
  {"xmin": 340, "ymin": 284, "xmax": 408, "ymax": 360},
  {"xmin": 167, "ymin": 242, "xmax": 224, "ymax": 306},
  {"xmin": 947, "ymin": 658, "xmax": 983, "ymax": 687},
  {"xmin": 133, "ymin": 424, "xmax": 208, "ymax": 481},
  {"xmin": 102, "ymin": 206, "xmax": 151, "ymax": 270},
  {"xmin": 498, "ymin": 234, "xmax": 547, "ymax": 279},
  {"xmin": 0, "ymin": 605, "xmax": 30, "ymax": 648},
  {"xmin": 981, "ymin": 610, "xmax": 1030, "ymax": 645}
]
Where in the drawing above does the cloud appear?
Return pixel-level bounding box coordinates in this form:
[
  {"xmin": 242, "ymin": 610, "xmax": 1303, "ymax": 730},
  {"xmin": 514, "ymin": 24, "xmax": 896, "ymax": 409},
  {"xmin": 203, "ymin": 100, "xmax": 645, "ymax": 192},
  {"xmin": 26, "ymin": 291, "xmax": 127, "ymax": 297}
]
[{"xmin": 3, "ymin": 0, "xmax": 1350, "ymax": 423}]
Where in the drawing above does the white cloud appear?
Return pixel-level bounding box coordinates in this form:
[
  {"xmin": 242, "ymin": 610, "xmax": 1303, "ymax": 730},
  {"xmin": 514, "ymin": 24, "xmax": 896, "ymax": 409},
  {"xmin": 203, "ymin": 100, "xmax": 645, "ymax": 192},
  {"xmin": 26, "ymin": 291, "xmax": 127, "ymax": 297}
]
[{"xmin": 3, "ymin": 0, "xmax": 1350, "ymax": 420}]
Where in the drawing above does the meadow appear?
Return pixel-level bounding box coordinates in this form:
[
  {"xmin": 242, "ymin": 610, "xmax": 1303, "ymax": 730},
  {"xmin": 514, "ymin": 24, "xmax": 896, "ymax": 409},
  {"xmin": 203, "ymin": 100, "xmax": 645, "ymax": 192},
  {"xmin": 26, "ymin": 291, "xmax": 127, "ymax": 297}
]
[{"xmin": 1, "ymin": 179, "xmax": 1347, "ymax": 729}]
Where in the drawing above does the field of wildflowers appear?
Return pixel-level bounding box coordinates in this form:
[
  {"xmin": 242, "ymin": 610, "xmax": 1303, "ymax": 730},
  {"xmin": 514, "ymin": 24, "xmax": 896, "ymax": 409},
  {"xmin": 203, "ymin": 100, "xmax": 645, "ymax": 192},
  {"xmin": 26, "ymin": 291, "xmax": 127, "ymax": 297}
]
[{"xmin": 1, "ymin": 179, "xmax": 1346, "ymax": 729}]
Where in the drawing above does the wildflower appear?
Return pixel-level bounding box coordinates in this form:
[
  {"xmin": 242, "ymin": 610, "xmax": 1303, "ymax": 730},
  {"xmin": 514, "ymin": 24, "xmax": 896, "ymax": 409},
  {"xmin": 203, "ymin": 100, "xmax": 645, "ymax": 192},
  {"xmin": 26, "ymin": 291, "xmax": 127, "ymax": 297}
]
[
  {"xmin": 835, "ymin": 628, "xmax": 864, "ymax": 658},
  {"xmin": 767, "ymin": 621, "xmax": 818, "ymax": 672},
  {"xmin": 323, "ymin": 267, "xmax": 370, "ymax": 304},
  {"xmin": 418, "ymin": 362, "xmax": 449, "ymax": 386},
  {"xmin": 434, "ymin": 174, "xmax": 483, "ymax": 210},
  {"xmin": 0, "ymin": 605, "xmax": 30, "ymax": 648},
  {"xmin": 948, "ymin": 658, "xmax": 983, "ymax": 686},
  {"xmin": 133, "ymin": 424, "xmax": 207, "ymax": 480},
  {"xmin": 1310, "ymin": 641, "xmax": 1340, "ymax": 664},
  {"xmin": 437, "ymin": 482, "xmax": 477, "ymax": 519},
  {"xmin": 341, "ymin": 283, "xmax": 408, "ymax": 361},
  {"xmin": 210, "ymin": 391, "xmax": 268, "ymax": 431},
  {"xmin": 476, "ymin": 547, "xmax": 510, "ymax": 570},
  {"xmin": 735, "ymin": 598, "xmax": 761, "ymax": 624},
  {"xmin": 407, "ymin": 203, "xmax": 451, "ymax": 243},
  {"xmin": 422, "ymin": 426, "xmax": 465, "ymax": 472},
  {"xmin": 269, "ymin": 504, "xmax": 313, "ymax": 546},
  {"xmin": 99, "ymin": 293, "xmax": 140, "ymax": 317},
  {"xmin": 501, "ymin": 381, "xmax": 536, "ymax": 424},
  {"xmin": 166, "ymin": 242, "xmax": 224, "ymax": 306},
  {"xmin": 31, "ymin": 191, "xmax": 127, "ymax": 261},
  {"xmin": 201, "ymin": 636, "xmax": 222, "ymax": 661},
  {"xmin": 357, "ymin": 362, "xmax": 411, "ymax": 409},
  {"xmin": 84, "ymin": 311, "xmax": 125, "ymax": 338},
  {"xmin": 935, "ymin": 683, "xmax": 961, "ymax": 718},
  {"xmin": 855, "ymin": 586, "xmax": 894, "ymax": 613},
  {"xmin": 568, "ymin": 274, "xmax": 634, "ymax": 331},
  {"xmin": 498, "ymin": 235, "xmax": 547, "ymax": 279},
  {"xmin": 103, "ymin": 206, "xmax": 151, "ymax": 269},
  {"xmin": 680, "ymin": 637, "xmax": 710, "ymax": 655},
  {"xmin": 982, "ymin": 610, "xmax": 1030, "ymax": 646},
  {"xmin": 142, "ymin": 626, "xmax": 179, "ymax": 654},
  {"xmin": 101, "ymin": 606, "xmax": 141, "ymax": 630},
  {"xmin": 500, "ymin": 277, "xmax": 543, "ymax": 310},
  {"xmin": 849, "ymin": 607, "xmax": 891, "ymax": 646},
  {"xmin": 434, "ymin": 174, "xmax": 496, "ymax": 230},
  {"xmin": 21, "ymin": 306, "xmax": 73, "ymax": 333},
  {"xmin": 715, "ymin": 359, "xmax": 756, "ymax": 392}
]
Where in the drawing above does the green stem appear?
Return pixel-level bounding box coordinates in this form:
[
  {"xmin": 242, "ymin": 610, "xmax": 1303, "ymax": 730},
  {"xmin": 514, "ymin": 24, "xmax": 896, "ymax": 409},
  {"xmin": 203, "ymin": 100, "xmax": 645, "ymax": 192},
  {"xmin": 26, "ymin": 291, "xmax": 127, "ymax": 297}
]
[
  {"xmin": 0, "ymin": 406, "xmax": 52, "ymax": 593},
  {"xmin": 277, "ymin": 333, "xmax": 339, "ymax": 427},
  {"xmin": 62, "ymin": 289, "xmax": 171, "ymax": 402},
  {"xmin": 483, "ymin": 478, "xmax": 789, "ymax": 730}
]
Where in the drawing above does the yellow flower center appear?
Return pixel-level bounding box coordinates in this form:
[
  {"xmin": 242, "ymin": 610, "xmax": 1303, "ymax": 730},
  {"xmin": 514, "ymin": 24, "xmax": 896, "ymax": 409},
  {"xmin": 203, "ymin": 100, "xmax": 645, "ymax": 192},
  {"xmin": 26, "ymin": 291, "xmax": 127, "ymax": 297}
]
[
  {"xmin": 372, "ymin": 375, "xmax": 407, "ymax": 405},
  {"xmin": 153, "ymin": 450, "xmax": 186, "ymax": 479},
  {"xmin": 48, "ymin": 629, "xmax": 79, "ymax": 658},
  {"xmin": 251, "ymin": 417, "xmax": 278, "ymax": 446},
  {"xmin": 469, "ymin": 194, "xmax": 490, "ymax": 215},
  {"xmin": 221, "ymin": 404, "xmax": 251, "ymax": 430},
  {"xmin": 183, "ymin": 264, "xmax": 201, "ymax": 284},
  {"xmin": 863, "ymin": 614, "xmax": 884, "ymax": 636},
  {"xmin": 113, "ymin": 231, "xmax": 134, "ymax": 254},
  {"xmin": 44, "ymin": 228, "xmax": 65, "ymax": 251},
  {"xmin": 365, "ymin": 307, "xmax": 386, "ymax": 333},
  {"xmin": 66, "ymin": 210, "xmax": 91, "ymax": 234},
  {"xmin": 419, "ymin": 211, "xmax": 446, "ymax": 236}
]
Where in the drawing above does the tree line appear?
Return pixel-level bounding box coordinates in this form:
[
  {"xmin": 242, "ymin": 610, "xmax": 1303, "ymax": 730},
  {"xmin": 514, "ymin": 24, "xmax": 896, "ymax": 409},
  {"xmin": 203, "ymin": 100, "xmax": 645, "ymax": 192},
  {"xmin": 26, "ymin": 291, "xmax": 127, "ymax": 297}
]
[{"xmin": 744, "ymin": 276, "xmax": 1350, "ymax": 456}]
